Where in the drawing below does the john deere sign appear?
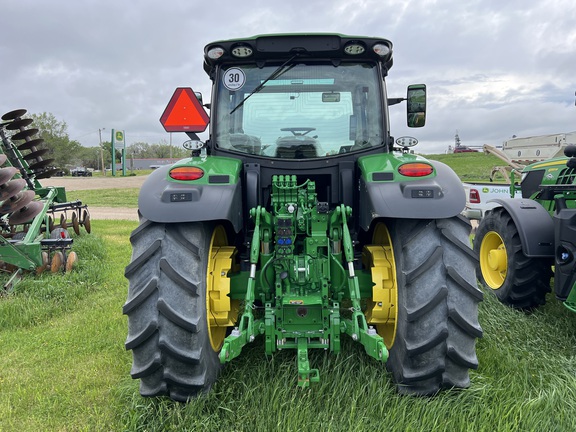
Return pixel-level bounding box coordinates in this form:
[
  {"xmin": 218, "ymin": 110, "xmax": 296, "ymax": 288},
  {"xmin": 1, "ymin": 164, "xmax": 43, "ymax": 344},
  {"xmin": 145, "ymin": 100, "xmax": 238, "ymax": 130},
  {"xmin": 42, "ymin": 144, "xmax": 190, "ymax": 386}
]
[{"xmin": 111, "ymin": 128, "xmax": 126, "ymax": 176}]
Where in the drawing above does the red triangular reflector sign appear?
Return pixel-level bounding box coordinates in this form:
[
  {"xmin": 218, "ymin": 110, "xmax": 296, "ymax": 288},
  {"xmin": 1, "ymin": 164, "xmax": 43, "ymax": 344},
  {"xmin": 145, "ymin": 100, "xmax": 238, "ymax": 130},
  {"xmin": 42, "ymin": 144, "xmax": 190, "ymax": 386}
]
[{"xmin": 160, "ymin": 87, "xmax": 210, "ymax": 132}]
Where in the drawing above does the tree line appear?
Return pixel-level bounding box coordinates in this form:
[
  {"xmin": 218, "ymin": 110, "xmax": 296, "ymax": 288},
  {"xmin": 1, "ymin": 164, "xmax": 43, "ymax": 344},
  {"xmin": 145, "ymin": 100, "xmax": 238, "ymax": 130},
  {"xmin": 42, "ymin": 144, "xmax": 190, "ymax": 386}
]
[{"xmin": 17, "ymin": 112, "xmax": 189, "ymax": 171}]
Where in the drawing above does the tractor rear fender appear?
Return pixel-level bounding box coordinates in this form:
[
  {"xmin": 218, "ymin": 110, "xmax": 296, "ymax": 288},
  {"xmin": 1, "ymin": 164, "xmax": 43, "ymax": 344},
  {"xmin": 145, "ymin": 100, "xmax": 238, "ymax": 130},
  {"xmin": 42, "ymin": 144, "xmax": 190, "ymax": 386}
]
[
  {"xmin": 487, "ymin": 198, "xmax": 554, "ymax": 257},
  {"xmin": 137, "ymin": 165, "xmax": 243, "ymax": 232},
  {"xmin": 359, "ymin": 161, "xmax": 465, "ymax": 230}
]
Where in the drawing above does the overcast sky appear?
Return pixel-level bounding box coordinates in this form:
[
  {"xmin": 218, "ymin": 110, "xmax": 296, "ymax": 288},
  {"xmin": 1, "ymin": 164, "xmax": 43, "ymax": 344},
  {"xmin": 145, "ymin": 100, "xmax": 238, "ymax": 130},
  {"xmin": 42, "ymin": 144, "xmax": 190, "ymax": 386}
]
[{"xmin": 1, "ymin": 0, "xmax": 575, "ymax": 154}]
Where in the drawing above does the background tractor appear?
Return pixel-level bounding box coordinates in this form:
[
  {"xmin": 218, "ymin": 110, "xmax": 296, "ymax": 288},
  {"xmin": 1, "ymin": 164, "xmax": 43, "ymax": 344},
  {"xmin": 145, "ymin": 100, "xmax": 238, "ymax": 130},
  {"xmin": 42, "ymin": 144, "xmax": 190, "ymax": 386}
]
[
  {"xmin": 475, "ymin": 146, "xmax": 576, "ymax": 312},
  {"xmin": 124, "ymin": 34, "xmax": 483, "ymax": 402}
]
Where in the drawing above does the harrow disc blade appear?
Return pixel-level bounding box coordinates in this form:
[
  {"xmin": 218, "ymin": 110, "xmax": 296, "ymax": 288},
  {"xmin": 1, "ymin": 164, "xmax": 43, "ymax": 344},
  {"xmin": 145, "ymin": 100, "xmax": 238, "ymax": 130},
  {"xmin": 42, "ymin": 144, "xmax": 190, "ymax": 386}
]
[
  {"xmin": 0, "ymin": 154, "xmax": 7, "ymax": 166},
  {"xmin": 0, "ymin": 167, "xmax": 19, "ymax": 185},
  {"xmin": 9, "ymin": 200, "xmax": 43, "ymax": 225},
  {"xmin": 36, "ymin": 251, "xmax": 49, "ymax": 275},
  {"xmin": 34, "ymin": 168, "xmax": 60, "ymax": 179},
  {"xmin": 17, "ymin": 138, "xmax": 44, "ymax": 151},
  {"xmin": 28, "ymin": 159, "xmax": 54, "ymax": 170},
  {"xmin": 5, "ymin": 118, "xmax": 33, "ymax": 130},
  {"xmin": 0, "ymin": 179, "xmax": 26, "ymax": 201},
  {"xmin": 0, "ymin": 190, "xmax": 35, "ymax": 214},
  {"xmin": 65, "ymin": 251, "xmax": 78, "ymax": 272},
  {"xmin": 11, "ymin": 128, "xmax": 39, "ymax": 141},
  {"xmin": 82, "ymin": 210, "xmax": 91, "ymax": 233},
  {"xmin": 60, "ymin": 213, "xmax": 67, "ymax": 229},
  {"xmin": 51, "ymin": 251, "xmax": 64, "ymax": 273},
  {"xmin": 23, "ymin": 148, "xmax": 49, "ymax": 161},
  {"xmin": 1, "ymin": 109, "xmax": 27, "ymax": 121},
  {"xmin": 72, "ymin": 212, "xmax": 80, "ymax": 235}
]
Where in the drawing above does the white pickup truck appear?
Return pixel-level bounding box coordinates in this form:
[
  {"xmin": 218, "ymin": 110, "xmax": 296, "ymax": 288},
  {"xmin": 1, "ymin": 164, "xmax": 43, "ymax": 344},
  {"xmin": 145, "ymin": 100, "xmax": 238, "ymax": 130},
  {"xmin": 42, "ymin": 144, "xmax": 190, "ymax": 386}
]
[{"xmin": 462, "ymin": 182, "xmax": 522, "ymax": 219}]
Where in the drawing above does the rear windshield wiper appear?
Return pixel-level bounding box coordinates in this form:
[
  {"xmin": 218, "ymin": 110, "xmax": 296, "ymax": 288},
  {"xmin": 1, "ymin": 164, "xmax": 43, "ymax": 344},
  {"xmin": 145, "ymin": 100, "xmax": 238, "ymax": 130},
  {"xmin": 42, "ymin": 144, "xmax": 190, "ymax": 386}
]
[{"xmin": 230, "ymin": 53, "xmax": 299, "ymax": 115}]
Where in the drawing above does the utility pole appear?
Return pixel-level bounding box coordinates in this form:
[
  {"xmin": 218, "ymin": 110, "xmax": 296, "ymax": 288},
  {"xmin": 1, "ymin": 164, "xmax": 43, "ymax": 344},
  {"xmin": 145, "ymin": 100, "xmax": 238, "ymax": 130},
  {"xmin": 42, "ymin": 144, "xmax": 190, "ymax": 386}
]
[{"xmin": 99, "ymin": 128, "xmax": 106, "ymax": 176}]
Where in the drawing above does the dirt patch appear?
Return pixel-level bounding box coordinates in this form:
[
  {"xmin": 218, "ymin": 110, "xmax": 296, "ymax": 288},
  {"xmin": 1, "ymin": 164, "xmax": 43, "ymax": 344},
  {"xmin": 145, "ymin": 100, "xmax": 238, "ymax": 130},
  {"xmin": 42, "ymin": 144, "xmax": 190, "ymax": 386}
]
[
  {"xmin": 41, "ymin": 175, "xmax": 147, "ymax": 221},
  {"xmin": 86, "ymin": 207, "xmax": 140, "ymax": 221}
]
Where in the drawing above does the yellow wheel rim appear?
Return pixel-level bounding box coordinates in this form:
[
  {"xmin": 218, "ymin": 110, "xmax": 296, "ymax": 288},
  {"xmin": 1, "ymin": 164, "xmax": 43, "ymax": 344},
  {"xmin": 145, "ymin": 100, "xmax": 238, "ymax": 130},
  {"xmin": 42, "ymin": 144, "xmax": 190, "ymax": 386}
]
[
  {"xmin": 479, "ymin": 231, "xmax": 507, "ymax": 289},
  {"xmin": 206, "ymin": 226, "xmax": 239, "ymax": 351},
  {"xmin": 362, "ymin": 223, "xmax": 398, "ymax": 348}
]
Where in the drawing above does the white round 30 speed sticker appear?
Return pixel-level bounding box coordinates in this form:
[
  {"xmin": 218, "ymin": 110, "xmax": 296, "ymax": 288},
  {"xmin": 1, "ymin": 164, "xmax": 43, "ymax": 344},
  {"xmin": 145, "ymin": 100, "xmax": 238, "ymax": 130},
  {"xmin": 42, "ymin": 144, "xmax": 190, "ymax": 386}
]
[{"xmin": 223, "ymin": 68, "xmax": 246, "ymax": 91}]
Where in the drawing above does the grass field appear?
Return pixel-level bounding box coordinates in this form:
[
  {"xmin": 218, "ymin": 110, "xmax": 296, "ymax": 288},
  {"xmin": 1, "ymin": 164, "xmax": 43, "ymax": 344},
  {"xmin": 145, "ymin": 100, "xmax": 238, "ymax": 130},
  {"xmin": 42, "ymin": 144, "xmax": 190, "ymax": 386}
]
[
  {"xmin": 427, "ymin": 152, "xmax": 507, "ymax": 182},
  {"xmin": 1, "ymin": 155, "xmax": 576, "ymax": 431},
  {"xmin": 68, "ymin": 188, "xmax": 139, "ymax": 207}
]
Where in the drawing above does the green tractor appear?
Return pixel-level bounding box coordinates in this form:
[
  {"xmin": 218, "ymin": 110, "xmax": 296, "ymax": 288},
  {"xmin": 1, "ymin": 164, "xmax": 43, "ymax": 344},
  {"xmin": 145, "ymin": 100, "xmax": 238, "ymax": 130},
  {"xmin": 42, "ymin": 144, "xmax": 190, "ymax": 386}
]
[
  {"xmin": 124, "ymin": 34, "xmax": 483, "ymax": 402},
  {"xmin": 475, "ymin": 147, "xmax": 576, "ymax": 312}
]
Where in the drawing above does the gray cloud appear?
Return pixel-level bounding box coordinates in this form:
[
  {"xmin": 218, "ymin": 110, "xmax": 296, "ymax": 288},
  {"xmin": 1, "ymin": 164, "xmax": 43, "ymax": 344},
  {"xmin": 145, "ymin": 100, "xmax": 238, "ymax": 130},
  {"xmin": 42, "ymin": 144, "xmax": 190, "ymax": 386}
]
[{"xmin": 1, "ymin": 0, "xmax": 575, "ymax": 153}]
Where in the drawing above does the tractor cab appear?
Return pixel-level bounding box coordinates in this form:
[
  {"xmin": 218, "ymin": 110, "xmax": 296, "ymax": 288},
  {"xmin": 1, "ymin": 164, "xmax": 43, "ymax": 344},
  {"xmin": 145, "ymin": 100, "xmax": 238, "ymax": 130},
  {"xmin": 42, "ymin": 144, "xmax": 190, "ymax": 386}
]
[
  {"xmin": 182, "ymin": 35, "xmax": 426, "ymax": 160},
  {"xmin": 159, "ymin": 35, "xmax": 429, "ymax": 223}
]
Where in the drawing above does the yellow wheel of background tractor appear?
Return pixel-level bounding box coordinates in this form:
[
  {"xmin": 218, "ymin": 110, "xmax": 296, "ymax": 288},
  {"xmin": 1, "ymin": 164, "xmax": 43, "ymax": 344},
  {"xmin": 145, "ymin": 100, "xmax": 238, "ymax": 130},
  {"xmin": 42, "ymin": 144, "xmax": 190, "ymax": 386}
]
[
  {"xmin": 479, "ymin": 231, "xmax": 507, "ymax": 289},
  {"xmin": 363, "ymin": 222, "xmax": 398, "ymax": 348},
  {"xmin": 206, "ymin": 225, "xmax": 239, "ymax": 351},
  {"xmin": 474, "ymin": 207, "xmax": 552, "ymax": 309}
]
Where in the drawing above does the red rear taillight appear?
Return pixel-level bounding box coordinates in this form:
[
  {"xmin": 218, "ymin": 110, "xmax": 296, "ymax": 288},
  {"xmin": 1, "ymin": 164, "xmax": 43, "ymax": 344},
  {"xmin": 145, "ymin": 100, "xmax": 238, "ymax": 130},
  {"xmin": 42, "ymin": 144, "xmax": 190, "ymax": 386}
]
[
  {"xmin": 169, "ymin": 166, "xmax": 204, "ymax": 181},
  {"xmin": 398, "ymin": 163, "xmax": 434, "ymax": 177},
  {"xmin": 469, "ymin": 189, "xmax": 481, "ymax": 204}
]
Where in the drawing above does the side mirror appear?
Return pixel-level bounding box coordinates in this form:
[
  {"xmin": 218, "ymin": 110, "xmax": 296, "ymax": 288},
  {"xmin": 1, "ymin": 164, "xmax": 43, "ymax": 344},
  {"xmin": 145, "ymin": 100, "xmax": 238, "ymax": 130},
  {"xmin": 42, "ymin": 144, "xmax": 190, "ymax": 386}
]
[{"xmin": 407, "ymin": 84, "xmax": 426, "ymax": 128}]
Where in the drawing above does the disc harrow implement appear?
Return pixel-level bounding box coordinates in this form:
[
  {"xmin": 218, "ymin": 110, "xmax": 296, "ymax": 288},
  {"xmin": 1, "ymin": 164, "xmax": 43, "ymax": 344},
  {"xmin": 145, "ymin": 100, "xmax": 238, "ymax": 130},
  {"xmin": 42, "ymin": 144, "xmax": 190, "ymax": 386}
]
[{"xmin": 0, "ymin": 109, "xmax": 91, "ymax": 289}]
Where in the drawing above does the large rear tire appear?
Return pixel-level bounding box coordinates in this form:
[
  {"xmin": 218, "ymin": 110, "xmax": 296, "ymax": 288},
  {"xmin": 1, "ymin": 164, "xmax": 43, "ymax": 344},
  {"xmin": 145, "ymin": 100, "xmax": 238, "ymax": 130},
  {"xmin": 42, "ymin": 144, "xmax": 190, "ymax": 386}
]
[
  {"xmin": 373, "ymin": 216, "xmax": 483, "ymax": 395},
  {"xmin": 123, "ymin": 221, "xmax": 236, "ymax": 402},
  {"xmin": 473, "ymin": 207, "xmax": 552, "ymax": 309}
]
